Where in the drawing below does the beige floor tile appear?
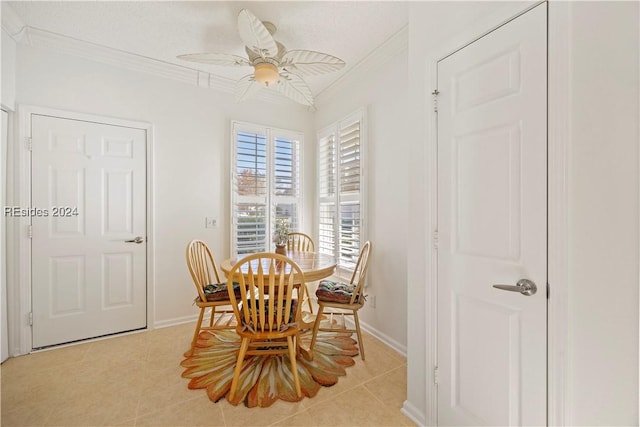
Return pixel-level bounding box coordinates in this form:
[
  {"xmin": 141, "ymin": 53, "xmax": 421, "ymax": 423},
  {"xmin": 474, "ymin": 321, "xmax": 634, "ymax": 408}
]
[
  {"xmin": 270, "ymin": 409, "xmax": 318, "ymax": 427},
  {"xmin": 111, "ymin": 418, "xmax": 137, "ymax": 426},
  {"xmin": 219, "ymin": 398, "xmax": 307, "ymax": 427},
  {"xmin": 363, "ymin": 365, "xmax": 408, "ymax": 410},
  {"xmin": 1, "ymin": 343, "xmax": 89, "ymax": 375},
  {"xmin": 137, "ymin": 365, "xmax": 197, "ymax": 417},
  {"xmin": 301, "ymin": 354, "xmax": 401, "ymax": 409},
  {"xmin": 305, "ymin": 386, "xmax": 412, "ymax": 426},
  {"xmin": 1, "ymin": 404, "xmax": 51, "ymax": 427},
  {"xmin": 359, "ymin": 334, "xmax": 406, "ymax": 365},
  {"xmin": 1, "ymin": 368, "xmax": 77, "ymax": 426},
  {"xmin": 1, "ymin": 322, "xmax": 411, "ymax": 427},
  {"xmin": 135, "ymin": 395, "xmax": 226, "ymax": 426}
]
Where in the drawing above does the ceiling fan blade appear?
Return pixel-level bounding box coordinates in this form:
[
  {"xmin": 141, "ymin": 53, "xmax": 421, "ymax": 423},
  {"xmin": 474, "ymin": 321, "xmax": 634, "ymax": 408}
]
[
  {"xmin": 235, "ymin": 74, "xmax": 263, "ymax": 102},
  {"xmin": 177, "ymin": 53, "xmax": 250, "ymax": 67},
  {"xmin": 274, "ymin": 73, "xmax": 314, "ymax": 106},
  {"xmin": 280, "ymin": 50, "xmax": 345, "ymax": 76},
  {"xmin": 237, "ymin": 9, "xmax": 278, "ymax": 58}
]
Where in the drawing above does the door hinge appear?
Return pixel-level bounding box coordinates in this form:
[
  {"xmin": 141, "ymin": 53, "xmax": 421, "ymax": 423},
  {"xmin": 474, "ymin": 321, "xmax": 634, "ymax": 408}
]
[
  {"xmin": 26, "ymin": 137, "xmax": 32, "ymax": 151},
  {"xmin": 432, "ymin": 89, "xmax": 440, "ymax": 113},
  {"xmin": 433, "ymin": 366, "xmax": 439, "ymax": 385},
  {"xmin": 28, "ymin": 312, "xmax": 33, "ymax": 326},
  {"xmin": 547, "ymin": 282, "xmax": 550, "ymax": 299},
  {"xmin": 27, "ymin": 225, "xmax": 32, "ymax": 239},
  {"xmin": 432, "ymin": 230, "xmax": 439, "ymax": 250}
]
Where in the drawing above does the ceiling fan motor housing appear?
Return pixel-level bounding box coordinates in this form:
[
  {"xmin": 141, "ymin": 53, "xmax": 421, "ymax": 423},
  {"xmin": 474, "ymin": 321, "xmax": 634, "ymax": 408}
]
[{"xmin": 253, "ymin": 58, "xmax": 280, "ymax": 86}]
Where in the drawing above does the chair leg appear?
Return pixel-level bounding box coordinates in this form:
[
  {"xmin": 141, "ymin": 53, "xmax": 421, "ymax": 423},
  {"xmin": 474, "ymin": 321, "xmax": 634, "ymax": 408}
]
[
  {"xmin": 309, "ymin": 305, "xmax": 324, "ymax": 352},
  {"xmin": 287, "ymin": 335, "xmax": 302, "ymax": 398},
  {"xmin": 190, "ymin": 307, "xmax": 206, "ymax": 355},
  {"xmin": 209, "ymin": 306, "xmax": 216, "ymax": 327},
  {"xmin": 229, "ymin": 337, "xmax": 250, "ymax": 401},
  {"xmin": 304, "ymin": 284, "xmax": 314, "ymax": 314},
  {"xmin": 353, "ymin": 310, "xmax": 365, "ymax": 361}
]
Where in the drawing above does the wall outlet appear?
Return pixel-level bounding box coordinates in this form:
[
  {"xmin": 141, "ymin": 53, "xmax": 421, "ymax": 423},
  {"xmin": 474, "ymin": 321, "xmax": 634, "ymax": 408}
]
[
  {"xmin": 205, "ymin": 217, "xmax": 217, "ymax": 228},
  {"xmin": 370, "ymin": 295, "xmax": 376, "ymax": 309}
]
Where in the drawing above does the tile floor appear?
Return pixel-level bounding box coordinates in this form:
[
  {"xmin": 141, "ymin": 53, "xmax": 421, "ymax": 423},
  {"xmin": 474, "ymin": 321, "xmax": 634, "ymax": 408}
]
[{"xmin": 1, "ymin": 322, "xmax": 416, "ymax": 426}]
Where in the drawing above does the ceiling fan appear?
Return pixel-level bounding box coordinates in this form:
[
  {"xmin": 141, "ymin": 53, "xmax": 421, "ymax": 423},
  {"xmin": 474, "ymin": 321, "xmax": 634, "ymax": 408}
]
[{"xmin": 177, "ymin": 9, "xmax": 345, "ymax": 107}]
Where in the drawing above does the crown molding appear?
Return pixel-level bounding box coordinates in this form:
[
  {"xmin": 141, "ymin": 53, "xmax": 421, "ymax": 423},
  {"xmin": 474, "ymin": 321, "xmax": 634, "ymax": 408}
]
[
  {"xmin": 1, "ymin": 3, "xmax": 27, "ymax": 41},
  {"xmin": 18, "ymin": 26, "xmax": 308, "ymax": 109},
  {"xmin": 25, "ymin": 27, "xmax": 212, "ymax": 87},
  {"xmin": 316, "ymin": 24, "xmax": 408, "ymax": 103}
]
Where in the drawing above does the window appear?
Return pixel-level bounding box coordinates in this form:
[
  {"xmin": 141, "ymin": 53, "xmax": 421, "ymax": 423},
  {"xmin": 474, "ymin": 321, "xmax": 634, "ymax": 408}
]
[
  {"xmin": 317, "ymin": 109, "xmax": 366, "ymax": 272},
  {"xmin": 232, "ymin": 122, "xmax": 302, "ymax": 256}
]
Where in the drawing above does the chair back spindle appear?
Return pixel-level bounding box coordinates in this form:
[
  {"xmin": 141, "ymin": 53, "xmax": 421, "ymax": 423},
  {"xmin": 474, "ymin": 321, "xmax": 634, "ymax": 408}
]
[
  {"xmin": 287, "ymin": 232, "xmax": 315, "ymax": 252},
  {"xmin": 349, "ymin": 240, "xmax": 372, "ymax": 305}
]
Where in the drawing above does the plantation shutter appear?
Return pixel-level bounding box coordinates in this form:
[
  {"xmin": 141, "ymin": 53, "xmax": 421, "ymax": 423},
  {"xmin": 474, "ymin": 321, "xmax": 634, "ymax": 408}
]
[
  {"xmin": 234, "ymin": 130, "xmax": 268, "ymax": 254},
  {"xmin": 273, "ymin": 136, "xmax": 300, "ymax": 231},
  {"xmin": 318, "ymin": 133, "xmax": 336, "ymax": 256},
  {"xmin": 338, "ymin": 119, "xmax": 361, "ymax": 269},
  {"xmin": 317, "ymin": 110, "xmax": 365, "ymax": 272},
  {"xmin": 232, "ymin": 123, "xmax": 303, "ymax": 256}
]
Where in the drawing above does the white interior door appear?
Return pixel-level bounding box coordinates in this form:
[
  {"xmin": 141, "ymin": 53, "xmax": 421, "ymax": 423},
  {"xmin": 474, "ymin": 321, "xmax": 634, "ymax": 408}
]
[
  {"xmin": 437, "ymin": 4, "xmax": 547, "ymax": 426},
  {"xmin": 31, "ymin": 114, "xmax": 147, "ymax": 348}
]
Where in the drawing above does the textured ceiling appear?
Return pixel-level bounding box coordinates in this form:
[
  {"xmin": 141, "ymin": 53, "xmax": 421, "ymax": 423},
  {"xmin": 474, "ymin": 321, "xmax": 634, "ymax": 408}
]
[{"xmin": 6, "ymin": 1, "xmax": 409, "ymax": 96}]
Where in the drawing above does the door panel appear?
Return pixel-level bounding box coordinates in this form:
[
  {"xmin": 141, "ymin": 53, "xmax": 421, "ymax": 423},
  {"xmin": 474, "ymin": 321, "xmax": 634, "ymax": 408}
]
[
  {"xmin": 31, "ymin": 115, "xmax": 147, "ymax": 348},
  {"xmin": 437, "ymin": 4, "xmax": 547, "ymax": 426}
]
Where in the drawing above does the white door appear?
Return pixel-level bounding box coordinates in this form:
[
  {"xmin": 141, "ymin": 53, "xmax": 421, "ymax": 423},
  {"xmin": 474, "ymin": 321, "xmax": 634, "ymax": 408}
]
[
  {"xmin": 31, "ymin": 115, "xmax": 147, "ymax": 348},
  {"xmin": 437, "ymin": 4, "xmax": 547, "ymax": 426}
]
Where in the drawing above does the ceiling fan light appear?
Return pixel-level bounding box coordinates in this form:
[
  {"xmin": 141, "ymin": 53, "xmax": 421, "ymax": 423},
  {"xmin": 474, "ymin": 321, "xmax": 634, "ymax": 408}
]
[{"xmin": 254, "ymin": 63, "xmax": 280, "ymax": 86}]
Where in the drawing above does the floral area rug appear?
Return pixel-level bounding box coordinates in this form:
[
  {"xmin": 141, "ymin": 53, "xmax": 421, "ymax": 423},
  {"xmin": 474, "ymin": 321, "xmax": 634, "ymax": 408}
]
[{"xmin": 180, "ymin": 320, "xmax": 359, "ymax": 407}]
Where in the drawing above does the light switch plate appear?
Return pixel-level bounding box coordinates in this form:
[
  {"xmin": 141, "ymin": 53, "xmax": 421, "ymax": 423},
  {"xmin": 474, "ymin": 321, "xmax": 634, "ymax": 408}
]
[{"xmin": 205, "ymin": 217, "xmax": 217, "ymax": 228}]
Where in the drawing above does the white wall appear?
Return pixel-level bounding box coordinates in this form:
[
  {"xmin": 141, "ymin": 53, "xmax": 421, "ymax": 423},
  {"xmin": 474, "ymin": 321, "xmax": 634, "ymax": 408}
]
[
  {"xmin": 13, "ymin": 44, "xmax": 315, "ymax": 324},
  {"xmin": 314, "ymin": 28, "xmax": 409, "ymax": 352},
  {"xmin": 566, "ymin": 2, "xmax": 639, "ymax": 424},
  {"xmin": 407, "ymin": 1, "xmax": 640, "ymax": 424},
  {"xmin": 1, "ymin": 27, "xmax": 16, "ymax": 362},
  {"xmin": 1, "ymin": 28, "xmax": 17, "ymax": 110}
]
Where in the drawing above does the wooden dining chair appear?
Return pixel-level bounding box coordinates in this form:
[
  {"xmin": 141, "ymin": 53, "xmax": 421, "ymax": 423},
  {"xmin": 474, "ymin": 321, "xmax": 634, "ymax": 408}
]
[
  {"xmin": 185, "ymin": 239, "xmax": 236, "ymax": 356},
  {"xmin": 226, "ymin": 253, "xmax": 304, "ymax": 401},
  {"xmin": 286, "ymin": 232, "xmax": 315, "ymax": 252},
  {"xmin": 287, "ymin": 232, "xmax": 315, "ymax": 315},
  {"xmin": 309, "ymin": 241, "xmax": 372, "ymax": 360}
]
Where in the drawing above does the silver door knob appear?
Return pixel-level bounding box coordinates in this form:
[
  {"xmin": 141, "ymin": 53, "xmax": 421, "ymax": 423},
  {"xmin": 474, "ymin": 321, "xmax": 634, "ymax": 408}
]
[
  {"xmin": 124, "ymin": 236, "xmax": 144, "ymax": 244},
  {"xmin": 492, "ymin": 279, "xmax": 537, "ymax": 296}
]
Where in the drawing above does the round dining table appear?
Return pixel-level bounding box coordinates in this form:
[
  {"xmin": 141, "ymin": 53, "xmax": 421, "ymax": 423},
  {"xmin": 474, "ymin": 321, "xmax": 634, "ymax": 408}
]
[{"xmin": 220, "ymin": 250, "xmax": 337, "ymax": 283}]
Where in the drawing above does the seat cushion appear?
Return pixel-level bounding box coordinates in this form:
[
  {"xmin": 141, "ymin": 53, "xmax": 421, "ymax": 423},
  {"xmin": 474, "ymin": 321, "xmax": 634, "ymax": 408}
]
[
  {"xmin": 202, "ymin": 282, "xmax": 241, "ymax": 302},
  {"xmin": 240, "ymin": 299, "xmax": 299, "ymax": 332},
  {"xmin": 316, "ymin": 280, "xmax": 360, "ymax": 303}
]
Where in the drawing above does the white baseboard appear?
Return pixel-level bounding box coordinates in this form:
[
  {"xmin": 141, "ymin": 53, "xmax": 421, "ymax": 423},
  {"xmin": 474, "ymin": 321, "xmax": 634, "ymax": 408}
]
[
  {"xmin": 341, "ymin": 317, "xmax": 407, "ymax": 357},
  {"xmin": 402, "ymin": 400, "xmax": 427, "ymax": 427},
  {"xmin": 153, "ymin": 314, "xmax": 198, "ymax": 329},
  {"xmin": 360, "ymin": 321, "xmax": 407, "ymax": 357}
]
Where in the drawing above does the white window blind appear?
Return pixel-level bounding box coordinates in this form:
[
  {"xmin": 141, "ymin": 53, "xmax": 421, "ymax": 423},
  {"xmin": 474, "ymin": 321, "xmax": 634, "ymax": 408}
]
[
  {"xmin": 317, "ymin": 110, "xmax": 366, "ymax": 271},
  {"xmin": 318, "ymin": 133, "xmax": 336, "ymax": 256},
  {"xmin": 273, "ymin": 137, "xmax": 300, "ymax": 231},
  {"xmin": 232, "ymin": 123, "xmax": 302, "ymax": 256}
]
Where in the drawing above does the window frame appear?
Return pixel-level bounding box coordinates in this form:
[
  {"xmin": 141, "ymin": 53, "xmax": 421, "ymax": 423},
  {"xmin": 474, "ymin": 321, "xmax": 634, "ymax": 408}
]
[
  {"xmin": 316, "ymin": 109, "xmax": 367, "ymax": 277},
  {"xmin": 231, "ymin": 121, "xmax": 304, "ymax": 257}
]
